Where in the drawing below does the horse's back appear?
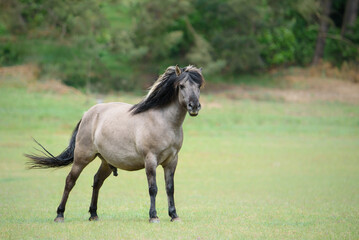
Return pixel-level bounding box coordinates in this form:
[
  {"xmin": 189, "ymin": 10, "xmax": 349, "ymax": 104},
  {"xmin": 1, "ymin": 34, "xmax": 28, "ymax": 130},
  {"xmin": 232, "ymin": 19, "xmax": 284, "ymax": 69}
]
[{"xmin": 81, "ymin": 101, "xmax": 135, "ymax": 146}]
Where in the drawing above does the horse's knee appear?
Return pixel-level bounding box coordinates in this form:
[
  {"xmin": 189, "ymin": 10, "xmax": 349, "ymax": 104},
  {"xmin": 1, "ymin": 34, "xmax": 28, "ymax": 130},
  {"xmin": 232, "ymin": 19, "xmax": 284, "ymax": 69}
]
[
  {"xmin": 149, "ymin": 185, "xmax": 157, "ymax": 196},
  {"xmin": 166, "ymin": 183, "xmax": 174, "ymax": 195}
]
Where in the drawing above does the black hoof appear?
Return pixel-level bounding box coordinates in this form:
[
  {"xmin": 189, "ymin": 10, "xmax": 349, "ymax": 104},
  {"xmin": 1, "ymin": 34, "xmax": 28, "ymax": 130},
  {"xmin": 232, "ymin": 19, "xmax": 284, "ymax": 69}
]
[
  {"xmin": 54, "ymin": 217, "xmax": 64, "ymax": 223},
  {"xmin": 89, "ymin": 216, "xmax": 99, "ymax": 221},
  {"xmin": 149, "ymin": 217, "xmax": 160, "ymax": 223}
]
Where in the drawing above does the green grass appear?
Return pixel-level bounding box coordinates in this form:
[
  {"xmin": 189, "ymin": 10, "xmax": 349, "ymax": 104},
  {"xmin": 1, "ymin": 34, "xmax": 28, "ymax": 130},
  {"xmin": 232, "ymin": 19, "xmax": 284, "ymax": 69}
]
[{"xmin": 1, "ymin": 86, "xmax": 359, "ymax": 239}]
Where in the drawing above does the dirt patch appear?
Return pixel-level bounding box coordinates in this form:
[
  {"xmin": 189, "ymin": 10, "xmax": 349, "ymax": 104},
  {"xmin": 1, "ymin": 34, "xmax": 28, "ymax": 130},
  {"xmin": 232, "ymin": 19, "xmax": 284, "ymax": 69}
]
[
  {"xmin": 0, "ymin": 64, "xmax": 39, "ymax": 86},
  {"xmin": 0, "ymin": 64, "xmax": 80, "ymax": 94},
  {"xmin": 204, "ymin": 69, "xmax": 359, "ymax": 104},
  {"xmin": 27, "ymin": 79, "xmax": 81, "ymax": 94}
]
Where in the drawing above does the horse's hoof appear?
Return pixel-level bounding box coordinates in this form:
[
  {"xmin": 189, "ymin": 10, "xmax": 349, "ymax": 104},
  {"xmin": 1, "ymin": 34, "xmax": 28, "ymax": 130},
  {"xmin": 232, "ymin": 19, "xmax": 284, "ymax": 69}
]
[
  {"xmin": 149, "ymin": 217, "xmax": 160, "ymax": 223},
  {"xmin": 171, "ymin": 217, "xmax": 181, "ymax": 222},
  {"xmin": 89, "ymin": 216, "xmax": 99, "ymax": 221},
  {"xmin": 54, "ymin": 217, "xmax": 64, "ymax": 223}
]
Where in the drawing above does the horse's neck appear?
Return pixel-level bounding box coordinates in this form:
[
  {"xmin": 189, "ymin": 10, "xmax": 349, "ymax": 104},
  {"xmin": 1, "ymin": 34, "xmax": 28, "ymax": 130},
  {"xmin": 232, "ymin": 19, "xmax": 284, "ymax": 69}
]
[{"xmin": 159, "ymin": 100, "xmax": 187, "ymax": 128}]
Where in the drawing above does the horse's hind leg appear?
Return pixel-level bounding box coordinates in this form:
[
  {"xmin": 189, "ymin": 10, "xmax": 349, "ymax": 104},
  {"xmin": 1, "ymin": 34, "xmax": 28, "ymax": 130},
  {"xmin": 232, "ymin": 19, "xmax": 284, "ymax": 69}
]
[
  {"xmin": 163, "ymin": 155, "xmax": 180, "ymax": 222},
  {"xmin": 89, "ymin": 159, "xmax": 112, "ymax": 221},
  {"xmin": 54, "ymin": 153, "xmax": 95, "ymax": 222}
]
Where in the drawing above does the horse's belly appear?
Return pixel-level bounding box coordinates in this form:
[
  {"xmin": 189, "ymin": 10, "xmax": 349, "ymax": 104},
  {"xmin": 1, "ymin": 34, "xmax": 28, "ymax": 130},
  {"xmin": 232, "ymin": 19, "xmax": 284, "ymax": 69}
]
[
  {"xmin": 95, "ymin": 130, "xmax": 144, "ymax": 170},
  {"xmin": 113, "ymin": 159, "xmax": 145, "ymax": 171},
  {"xmin": 103, "ymin": 152, "xmax": 145, "ymax": 171},
  {"xmin": 99, "ymin": 147, "xmax": 177, "ymax": 171}
]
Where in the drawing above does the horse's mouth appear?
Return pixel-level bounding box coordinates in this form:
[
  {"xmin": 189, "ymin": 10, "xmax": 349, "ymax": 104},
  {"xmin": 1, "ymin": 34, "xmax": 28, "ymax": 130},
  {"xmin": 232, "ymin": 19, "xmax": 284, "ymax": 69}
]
[{"xmin": 189, "ymin": 111, "xmax": 199, "ymax": 117}]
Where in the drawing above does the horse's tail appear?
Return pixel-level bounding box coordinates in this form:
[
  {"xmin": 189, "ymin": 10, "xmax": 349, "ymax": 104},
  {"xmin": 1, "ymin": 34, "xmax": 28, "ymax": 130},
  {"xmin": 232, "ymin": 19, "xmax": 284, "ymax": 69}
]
[{"xmin": 25, "ymin": 120, "xmax": 82, "ymax": 169}]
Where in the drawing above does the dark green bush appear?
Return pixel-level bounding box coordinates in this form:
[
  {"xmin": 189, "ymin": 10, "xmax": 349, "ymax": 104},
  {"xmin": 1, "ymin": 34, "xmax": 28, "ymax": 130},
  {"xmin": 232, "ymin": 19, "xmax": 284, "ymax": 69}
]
[
  {"xmin": 0, "ymin": 42, "xmax": 24, "ymax": 66},
  {"xmin": 325, "ymin": 20, "xmax": 359, "ymax": 66}
]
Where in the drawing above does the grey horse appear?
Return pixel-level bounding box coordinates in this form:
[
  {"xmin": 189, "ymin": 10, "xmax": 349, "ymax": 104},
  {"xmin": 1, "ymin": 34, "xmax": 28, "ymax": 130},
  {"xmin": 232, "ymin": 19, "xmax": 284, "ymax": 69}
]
[{"xmin": 25, "ymin": 65, "xmax": 204, "ymax": 223}]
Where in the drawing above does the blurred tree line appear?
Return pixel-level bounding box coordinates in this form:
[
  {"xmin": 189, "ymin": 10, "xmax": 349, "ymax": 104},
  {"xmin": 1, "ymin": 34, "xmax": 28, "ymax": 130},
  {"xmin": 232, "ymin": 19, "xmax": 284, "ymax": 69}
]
[{"xmin": 0, "ymin": 0, "xmax": 358, "ymax": 91}]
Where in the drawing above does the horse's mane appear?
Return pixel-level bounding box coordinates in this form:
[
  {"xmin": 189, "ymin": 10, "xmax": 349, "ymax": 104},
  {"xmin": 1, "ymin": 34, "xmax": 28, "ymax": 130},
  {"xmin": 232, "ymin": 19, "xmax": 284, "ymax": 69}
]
[{"xmin": 130, "ymin": 65, "xmax": 204, "ymax": 115}]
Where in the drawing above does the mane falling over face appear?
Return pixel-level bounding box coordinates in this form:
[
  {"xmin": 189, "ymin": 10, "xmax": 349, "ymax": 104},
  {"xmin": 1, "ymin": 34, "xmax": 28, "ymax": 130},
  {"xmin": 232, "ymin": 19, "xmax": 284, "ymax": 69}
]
[{"xmin": 130, "ymin": 65, "xmax": 204, "ymax": 115}]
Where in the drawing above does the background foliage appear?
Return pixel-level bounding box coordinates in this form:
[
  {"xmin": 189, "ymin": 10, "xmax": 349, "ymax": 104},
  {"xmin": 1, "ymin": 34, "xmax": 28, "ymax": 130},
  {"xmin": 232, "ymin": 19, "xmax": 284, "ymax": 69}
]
[{"xmin": 0, "ymin": 0, "xmax": 358, "ymax": 91}]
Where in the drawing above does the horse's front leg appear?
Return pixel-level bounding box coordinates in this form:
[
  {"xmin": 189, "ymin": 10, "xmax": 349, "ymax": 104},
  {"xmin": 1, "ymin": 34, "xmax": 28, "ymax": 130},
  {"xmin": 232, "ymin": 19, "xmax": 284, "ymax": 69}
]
[
  {"xmin": 145, "ymin": 153, "xmax": 159, "ymax": 223},
  {"xmin": 163, "ymin": 155, "xmax": 180, "ymax": 221}
]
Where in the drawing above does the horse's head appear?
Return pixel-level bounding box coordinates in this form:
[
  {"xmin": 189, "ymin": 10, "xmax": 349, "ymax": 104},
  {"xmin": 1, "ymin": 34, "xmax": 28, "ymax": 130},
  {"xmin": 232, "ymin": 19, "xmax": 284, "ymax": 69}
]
[{"xmin": 176, "ymin": 65, "xmax": 204, "ymax": 117}]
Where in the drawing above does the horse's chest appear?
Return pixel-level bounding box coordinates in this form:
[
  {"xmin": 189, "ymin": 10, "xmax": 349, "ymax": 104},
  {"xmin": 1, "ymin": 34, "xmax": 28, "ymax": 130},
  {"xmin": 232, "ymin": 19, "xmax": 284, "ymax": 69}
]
[
  {"xmin": 139, "ymin": 129, "xmax": 182, "ymax": 163},
  {"xmin": 146, "ymin": 130, "xmax": 182, "ymax": 153},
  {"xmin": 155, "ymin": 146, "xmax": 178, "ymax": 165}
]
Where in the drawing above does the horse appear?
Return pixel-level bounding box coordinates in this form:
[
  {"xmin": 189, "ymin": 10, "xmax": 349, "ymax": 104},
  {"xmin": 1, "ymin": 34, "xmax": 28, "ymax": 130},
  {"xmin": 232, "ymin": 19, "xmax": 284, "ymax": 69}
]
[{"xmin": 25, "ymin": 65, "xmax": 204, "ymax": 223}]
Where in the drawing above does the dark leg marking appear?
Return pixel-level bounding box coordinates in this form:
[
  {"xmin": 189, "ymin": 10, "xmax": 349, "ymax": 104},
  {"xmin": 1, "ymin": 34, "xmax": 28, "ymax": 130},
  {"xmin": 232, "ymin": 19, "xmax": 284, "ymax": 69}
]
[
  {"xmin": 164, "ymin": 156, "xmax": 180, "ymax": 221},
  {"xmin": 89, "ymin": 161, "xmax": 112, "ymax": 221},
  {"xmin": 145, "ymin": 161, "xmax": 159, "ymax": 223}
]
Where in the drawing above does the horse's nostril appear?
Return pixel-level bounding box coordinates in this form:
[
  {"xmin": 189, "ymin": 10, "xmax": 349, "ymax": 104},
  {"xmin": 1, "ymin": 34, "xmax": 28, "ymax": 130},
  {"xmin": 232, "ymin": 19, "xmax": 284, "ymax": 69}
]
[{"xmin": 188, "ymin": 102, "xmax": 193, "ymax": 108}]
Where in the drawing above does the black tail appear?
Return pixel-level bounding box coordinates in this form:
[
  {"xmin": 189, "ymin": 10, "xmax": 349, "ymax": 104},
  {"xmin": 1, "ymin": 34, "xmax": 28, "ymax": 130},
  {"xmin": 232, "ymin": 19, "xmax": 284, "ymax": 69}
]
[{"xmin": 25, "ymin": 120, "xmax": 82, "ymax": 169}]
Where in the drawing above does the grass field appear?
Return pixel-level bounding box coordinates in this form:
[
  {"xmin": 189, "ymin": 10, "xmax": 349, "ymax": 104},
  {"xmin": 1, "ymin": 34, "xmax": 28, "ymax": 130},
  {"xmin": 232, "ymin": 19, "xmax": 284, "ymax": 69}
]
[{"xmin": 1, "ymin": 85, "xmax": 359, "ymax": 239}]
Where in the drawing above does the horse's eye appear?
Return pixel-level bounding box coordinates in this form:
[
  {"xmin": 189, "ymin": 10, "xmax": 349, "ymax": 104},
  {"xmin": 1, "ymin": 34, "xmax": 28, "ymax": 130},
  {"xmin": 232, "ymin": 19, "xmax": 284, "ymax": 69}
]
[{"xmin": 179, "ymin": 84, "xmax": 185, "ymax": 89}]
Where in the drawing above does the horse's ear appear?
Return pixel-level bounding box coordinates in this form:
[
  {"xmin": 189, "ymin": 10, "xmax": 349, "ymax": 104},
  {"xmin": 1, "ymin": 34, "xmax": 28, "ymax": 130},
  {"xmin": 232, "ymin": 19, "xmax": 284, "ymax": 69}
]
[
  {"xmin": 199, "ymin": 67, "xmax": 202, "ymax": 73},
  {"xmin": 175, "ymin": 65, "xmax": 182, "ymax": 76}
]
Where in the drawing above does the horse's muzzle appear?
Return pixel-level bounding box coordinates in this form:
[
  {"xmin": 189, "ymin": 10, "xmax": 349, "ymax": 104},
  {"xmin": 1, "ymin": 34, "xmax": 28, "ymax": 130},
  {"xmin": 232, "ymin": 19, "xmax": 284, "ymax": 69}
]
[{"xmin": 188, "ymin": 102, "xmax": 201, "ymax": 117}]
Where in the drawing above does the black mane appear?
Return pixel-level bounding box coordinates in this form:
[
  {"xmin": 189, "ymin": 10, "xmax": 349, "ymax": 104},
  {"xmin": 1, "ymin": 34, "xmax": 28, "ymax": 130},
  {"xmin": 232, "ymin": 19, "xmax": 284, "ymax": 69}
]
[{"xmin": 130, "ymin": 66, "xmax": 204, "ymax": 115}]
